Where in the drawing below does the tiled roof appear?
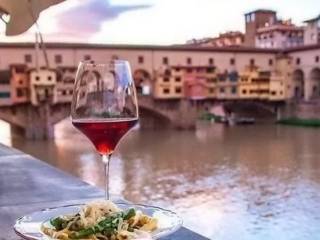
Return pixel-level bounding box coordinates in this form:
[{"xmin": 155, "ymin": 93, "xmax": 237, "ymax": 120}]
[
  {"xmin": 0, "ymin": 42, "xmax": 279, "ymax": 53},
  {"xmin": 0, "ymin": 42, "xmax": 318, "ymax": 54}
]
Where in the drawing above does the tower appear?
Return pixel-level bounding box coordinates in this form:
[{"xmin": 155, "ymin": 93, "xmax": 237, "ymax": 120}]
[{"xmin": 244, "ymin": 9, "xmax": 277, "ymax": 47}]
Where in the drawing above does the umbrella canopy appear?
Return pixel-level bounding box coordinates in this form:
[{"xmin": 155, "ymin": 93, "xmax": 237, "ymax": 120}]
[{"xmin": 0, "ymin": 0, "xmax": 64, "ymax": 36}]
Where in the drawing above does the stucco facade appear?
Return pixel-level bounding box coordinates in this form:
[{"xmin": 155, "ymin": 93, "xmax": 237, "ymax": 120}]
[{"xmin": 0, "ymin": 42, "xmax": 319, "ymax": 104}]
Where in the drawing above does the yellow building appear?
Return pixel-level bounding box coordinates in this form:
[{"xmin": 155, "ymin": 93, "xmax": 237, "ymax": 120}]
[
  {"xmin": 269, "ymin": 75, "xmax": 286, "ymax": 101},
  {"xmin": 239, "ymin": 66, "xmax": 286, "ymax": 101},
  {"xmin": 154, "ymin": 66, "xmax": 184, "ymax": 99}
]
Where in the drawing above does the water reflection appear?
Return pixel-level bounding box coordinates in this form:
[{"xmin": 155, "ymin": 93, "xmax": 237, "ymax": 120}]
[{"xmin": 1, "ymin": 119, "xmax": 320, "ymax": 240}]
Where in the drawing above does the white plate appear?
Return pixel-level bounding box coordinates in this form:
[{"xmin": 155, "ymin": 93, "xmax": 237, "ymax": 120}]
[{"xmin": 14, "ymin": 203, "xmax": 183, "ymax": 240}]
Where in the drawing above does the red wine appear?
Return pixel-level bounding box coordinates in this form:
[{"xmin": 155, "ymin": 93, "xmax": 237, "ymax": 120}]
[{"xmin": 72, "ymin": 119, "xmax": 138, "ymax": 155}]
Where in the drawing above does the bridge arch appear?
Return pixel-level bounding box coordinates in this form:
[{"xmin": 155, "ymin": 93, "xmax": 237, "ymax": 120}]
[
  {"xmin": 292, "ymin": 69, "xmax": 305, "ymax": 100},
  {"xmin": 223, "ymin": 101, "xmax": 277, "ymax": 118},
  {"xmin": 138, "ymin": 104, "xmax": 172, "ymax": 129},
  {"xmin": 310, "ymin": 68, "xmax": 320, "ymax": 99},
  {"xmin": 133, "ymin": 69, "xmax": 152, "ymax": 95}
]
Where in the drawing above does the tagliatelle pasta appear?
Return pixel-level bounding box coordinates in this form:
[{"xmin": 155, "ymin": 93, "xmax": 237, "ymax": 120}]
[{"xmin": 41, "ymin": 201, "xmax": 157, "ymax": 240}]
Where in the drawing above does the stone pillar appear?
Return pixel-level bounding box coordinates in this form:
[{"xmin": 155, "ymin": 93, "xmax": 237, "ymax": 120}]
[
  {"xmin": 304, "ymin": 67, "xmax": 313, "ymax": 101},
  {"xmin": 10, "ymin": 124, "xmax": 24, "ymax": 137},
  {"xmin": 173, "ymin": 99, "xmax": 197, "ymax": 129},
  {"xmin": 25, "ymin": 103, "xmax": 54, "ymax": 140}
]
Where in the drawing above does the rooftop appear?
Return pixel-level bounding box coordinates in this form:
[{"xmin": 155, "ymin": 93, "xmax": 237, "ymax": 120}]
[
  {"xmin": 0, "ymin": 42, "xmax": 279, "ymax": 53},
  {"xmin": 245, "ymin": 9, "xmax": 276, "ymax": 15},
  {"xmin": 0, "ymin": 41, "xmax": 318, "ymax": 55},
  {"xmin": 304, "ymin": 15, "xmax": 320, "ymax": 23}
]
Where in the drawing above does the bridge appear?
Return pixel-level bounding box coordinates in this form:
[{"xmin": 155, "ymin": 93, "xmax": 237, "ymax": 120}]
[
  {"xmin": 1, "ymin": 93, "xmax": 292, "ymax": 140},
  {"xmin": 0, "ymin": 96, "xmax": 200, "ymax": 139}
]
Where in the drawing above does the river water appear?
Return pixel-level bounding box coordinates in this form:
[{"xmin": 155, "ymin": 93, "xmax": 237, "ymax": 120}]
[{"xmin": 1, "ymin": 120, "xmax": 320, "ymax": 240}]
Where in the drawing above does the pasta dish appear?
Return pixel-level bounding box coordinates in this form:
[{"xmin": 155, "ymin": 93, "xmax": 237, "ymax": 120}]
[{"xmin": 41, "ymin": 201, "xmax": 157, "ymax": 240}]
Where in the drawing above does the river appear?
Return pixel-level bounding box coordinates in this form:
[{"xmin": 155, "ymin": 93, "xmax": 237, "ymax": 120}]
[{"xmin": 1, "ymin": 120, "xmax": 320, "ymax": 240}]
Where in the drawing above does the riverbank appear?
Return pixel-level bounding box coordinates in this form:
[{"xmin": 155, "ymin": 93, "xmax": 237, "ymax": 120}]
[{"xmin": 278, "ymin": 118, "xmax": 320, "ymax": 127}]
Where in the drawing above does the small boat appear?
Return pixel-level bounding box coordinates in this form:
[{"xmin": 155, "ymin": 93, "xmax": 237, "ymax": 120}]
[{"xmin": 227, "ymin": 117, "xmax": 255, "ymax": 125}]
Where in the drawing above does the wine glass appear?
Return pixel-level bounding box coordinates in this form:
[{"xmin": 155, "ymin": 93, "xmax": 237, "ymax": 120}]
[{"xmin": 71, "ymin": 60, "xmax": 139, "ymax": 200}]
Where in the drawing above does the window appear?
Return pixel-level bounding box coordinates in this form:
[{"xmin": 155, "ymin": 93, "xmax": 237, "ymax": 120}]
[
  {"xmin": 229, "ymin": 71, "xmax": 239, "ymax": 82},
  {"xmin": 251, "ymin": 13, "xmax": 255, "ymax": 21},
  {"xmin": 209, "ymin": 88, "xmax": 214, "ymax": 94},
  {"xmin": 163, "ymin": 77, "xmax": 170, "ymax": 82},
  {"xmin": 271, "ymin": 91, "xmax": 276, "ymax": 96},
  {"xmin": 245, "ymin": 14, "xmax": 250, "ymax": 23},
  {"xmin": 0, "ymin": 92, "xmax": 10, "ymax": 98},
  {"xmin": 35, "ymin": 76, "xmax": 40, "ymax": 81},
  {"xmin": 296, "ymin": 58, "xmax": 301, "ymax": 65},
  {"xmin": 16, "ymin": 89, "xmax": 24, "ymax": 97},
  {"xmin": 0, "ymin": 78, "xmax": 10, "ymax": 84},
  {"xmin": 209, "ymin": 58, "xmax": 214, "ymax": 65},
  {"xmin": 280, "ymin": 91, "xmax": 283, "ymax": 95},
  {"xmin": 138, "ymin": 56, "xmax": 144, "ymax": 64},
  {"xmin": 164, "ymin": 69, "xmax": 171, "ymax": 76},
  {"xmin": 19, "ymin": 80, "xmax": 23, "ymax": 85},
  {"xmin": 220, "ymin": 87, "xmax": 225, "ymax": 93},
  {"xmin": 230, "ymin": 58, "xmax": 235, "ymax": 65},
  {"xmin": 163, "ymin": 88, "xmax": 170, "ymax": 94},
  {"xmin": 207, "ymin": 78, "xmax": 216, "ymax": 83},
  {"xmin": 187, "ymin": 57, "xmax": 192, "ymax": 65},
  {"xmin": 269, "ymin": 59, "xmax": 273, "ymax": 66},
  {"xmin": 250, "ymin": 58, "xmax": 255, "ymax": 65},
  {"xmin": 187, "ymin": 68, "xmax": 192, "ymax": 73},
  {"xmin": 55, "ymin": 54, "xmax": 62, "ymax": 64},
  {"xmin": 48, "ymin": 76, "xmax": 52, "ymax": 81},
  {"xmin": 175, "ymin": 77, "xmax": 181, "ymax": 82},
  {"xmin": 316, "ymin": 56, "xmax": 319, "ymax": 63},
  {"xmin": 175, "ymin": 87, "xmax": 182, "ymax": 94},
  {"xmin": 242, "ymin": 89, "xmax": 247, "ymax": 94},
  {"xmin": 206, "ymin": 67, "xmax": 214, "ymax": 73},
  {"xmin": 84, "ymin": 55, "xmax": 91, "ymax": 61},
  {"xmin": 231, "ymin": 86, "xmax": 237, "ymax": 94},
  {"xmin": 163, "ymin": 57, "xmax": 168, "ymax": 65},
  {"xmin": 24, "ymin": 54, "xmax": 32, "ymax": 63}
]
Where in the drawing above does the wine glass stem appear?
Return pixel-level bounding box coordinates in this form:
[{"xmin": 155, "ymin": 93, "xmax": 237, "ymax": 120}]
[{"xmin": 102, "ymin": 154, "xmax": 111, "ymax": 200}]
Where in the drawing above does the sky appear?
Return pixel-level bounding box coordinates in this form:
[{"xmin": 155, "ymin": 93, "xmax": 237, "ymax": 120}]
[{"xmin": 0, "ymin": 0, "xmax": 319, "ymax": 45}]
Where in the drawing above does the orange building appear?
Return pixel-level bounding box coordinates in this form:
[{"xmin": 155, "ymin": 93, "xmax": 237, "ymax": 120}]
[{"xmin": 10, "ymin": 64, "xmax": 29, "ymax": 104}]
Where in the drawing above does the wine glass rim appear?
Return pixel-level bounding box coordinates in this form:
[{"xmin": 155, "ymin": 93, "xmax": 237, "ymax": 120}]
[{"xmin": 79, "ymin": 60, "xmax": 129, "ymax": 66}]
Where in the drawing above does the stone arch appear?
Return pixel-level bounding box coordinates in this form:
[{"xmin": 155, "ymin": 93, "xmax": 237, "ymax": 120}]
[
  {"xmin": 224, "ymin": 101, "xmax": 276, "ymax": 118},
  {"xmin": 310, "ymin": 68, "xmax": 320, "ymax": 99},
  {"xmin": 292, "ymin": 69, "xmax": 305, "ymax": 100},
  {"xmin": 138, "ymin": 106, "xmax": 171, "ymax": 129},
  {"xmin": 133, "ymin": 69, "xmax": 152, "ymax": 95}
]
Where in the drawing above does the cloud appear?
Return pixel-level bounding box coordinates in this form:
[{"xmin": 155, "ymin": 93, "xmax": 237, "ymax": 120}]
[{"xmin": 55, "ymin": 0, "xmax": 151, "ymax": 37}]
